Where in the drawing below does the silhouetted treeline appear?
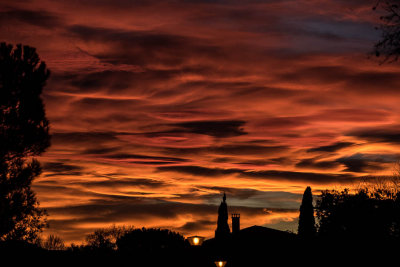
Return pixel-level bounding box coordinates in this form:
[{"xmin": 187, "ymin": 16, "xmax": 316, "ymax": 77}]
[
  {"xmin": 297, "ymin": 180, "xmax": 400, "ymax": 246},
  {"xmin": 2, "ymin": 219, "xmax": 399, "ymax": 266},
  {"xmin": 316, "ymin": 187, "xmax": 400, "ymax": 241}
]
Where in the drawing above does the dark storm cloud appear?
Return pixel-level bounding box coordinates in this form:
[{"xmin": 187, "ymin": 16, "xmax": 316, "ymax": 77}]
[
  {"xmin": 63, "ymin": 71, "xmax": 139, "ymax": 92},
  {"xmin": 165, "ymin": 144, "xmax": 287, "ymax": 156},
  {"xmin": 172, "ymin": 120, "xmax": 246, "ymax": 138},
  {"xmin": 158, "ymin": 165, "xmax": 357, "ymax": 184},
  {"xmin": 253, "ymin": 116, "xmax": 309, "ymax": 129},
  {"xmin": 32, "ymin": 184, "xmax": 103, "ymax": 205},
  {"xmin": 54, "ymin": 69, "xmax": 182, "ymax": 93},
  {"xmin": 279, "ymin": 66, "xmax": 349, "ymax": 83},
  {"xmin": 346, "ymin": 71, "xmax": 400, "ymax": 93},
  {"xmin": 230, "ymin": 85, "xmax": 306, "ymax": 99},
  {"xmin": 67, "ymin": 25, "xmax": 223, "ymax": 66},
  {"xmin": 307, "ymin": 141, "xmax": 355, "ymax": 153},
  {"xmin": 73, "ymin": 98, "xmax": 145, "ymax": 113},
  {"xmin": 177, "ymin": 219, "xmax": 215, "ymax": 232},
  {"xmin": 157, "ymin": 166, "xmax": 241, "ymax": 177},
  {"xmin": 280, "ymin": 66, "xmax": 400, "ymax": 93},
  {"xmin": 175, "ymin": 81, "xmax": 303, "ymax": 99},
  {"xmin": 104, "ymin": 153, "xmax": 187, "ymax": 163},
  {"xmin": 347, "ymin": 126, "xmax": 400, "ymax": 144},
  {"xmin": 82, "ymin": 147, "xmax": 120, "ymax": 155},
  {"xmin": 337, "ymin": 157, "xmax": 374, "ymax": 173},
  {"xmin": 241, "ymin": 170, "xmax": 356, "ymax": 184},
  {"xmin": 43, "ymin": 161, "xmax": 84, "ymax": 176},
  {"xmin": 337, "ymin": 153, "xmax": 398, "ymax": 173},
  {"xmin": 295, "ymin": 158, "xmax": 340, "ymax": 169},
  {"xmin": 0, "ymin": 8, "xmax": 63, "ymax": 28},
  {"xmin": 46, "ymin": 198, "xmax": 213, "ymax": 221},
  {"xmin": 75, "ymin": 178, "xmax": 168, "ymax": 189},
  {"xmin": 235, "ymin": 157, "xmax": 292, "ymax": 166},
  {"xmin": 52, "ymin": 132, "xmax": 122, "ymax": 144}
]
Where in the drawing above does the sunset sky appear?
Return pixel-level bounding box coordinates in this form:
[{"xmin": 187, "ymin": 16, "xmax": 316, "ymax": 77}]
[{"xmin": 2, "ymin": 0, "xmax": 400, "ymax": 244}]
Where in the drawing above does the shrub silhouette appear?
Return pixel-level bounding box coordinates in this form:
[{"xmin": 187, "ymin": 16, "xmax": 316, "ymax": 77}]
[
  {"xmin": 85, "ymin": 225, "xmax": 134, "ymax": 251},
  {"xmin": 42, "ymin": 234, "xmax": 65, "ymax": 250},
  {"xmin": 116, "ymin": 227, "xmax": 186, "ymax": 253}
]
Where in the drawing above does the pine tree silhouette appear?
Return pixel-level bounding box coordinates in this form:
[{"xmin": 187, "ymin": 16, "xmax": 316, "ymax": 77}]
[{"xmin": 0, "ymin": 43, "xmax": 50, "ymax": 241}]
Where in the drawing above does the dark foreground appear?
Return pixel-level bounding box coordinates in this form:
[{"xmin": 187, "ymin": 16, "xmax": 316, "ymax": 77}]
[{"xmin": 1, "ymin": 238, "xmax": 399, "ymax": 267}]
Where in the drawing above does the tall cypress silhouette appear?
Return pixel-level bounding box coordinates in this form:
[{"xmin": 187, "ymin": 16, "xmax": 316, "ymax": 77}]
[{"xmin": 298, "ymin": 186, "xmax": 316, "ymax": 239}]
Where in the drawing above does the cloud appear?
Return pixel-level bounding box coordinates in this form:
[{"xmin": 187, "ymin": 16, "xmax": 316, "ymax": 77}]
[
  {"xmin": 0, "ymin": 8, "xmax": 63, "ymax": 29},
  {"xmin": 157, "ymin": 166, "xmax": 241, "ymax": 177},
  {"xmin": 337, "ymin": 153, "xmax": 398, "ymax": 173},
  {"xmin": 307, "ymin": 141, "xmax": 354, "ymax": 152},
  {"xmin": 82, "ymin": 147, "xmax": 120, "ymax": 154},
  {"xmin": 295, "ymin": 158, "xmax": 340, "ymax": 169},
  {"xmin": 67, "ymin": 25, "xmax": 223, "ymax": 67},
  {"xmin": 279, "ymin": 65, "xmax": 400, "ymax": 94},
  {"xmin": 235, "ymin": 157, "xmax": 292, "ymax": 166},
  {"xmin": 165, "ymin": 144, "xmax": 287, "ymax": 157},
  {"xmin": 158, "ymin": 165, "xmax": 357, "ymax": 184},
  {"xmin": 241, "ymin": 170, "xmax": 356, "ymax": 184},
  {"xmin": 62, "ymin": 71, "xmax": 141, "ymax": 92},
  {"xmin": 55, "ymin": 69, "xmax": 182, "ymax": 94},
  {"xmin": 75, "ymin": 178, "xmax": 168, "ymax": 189},
  {"xmin": 104, "ymin": 153, "xmax": 187, "ymax": 163},
  {"xmin": 42, "ymin": 161, "xmax": 84, "ymax": 177},
  {"xmin": 347, "ymin": 126, "xmax": 400, "ymax": 144},
  {"xmin": 52, "ymin": 132, "xmax": 121, "ymax": 145},
  {"xmin": 171, "ymin": 120, "xmax": 247, "ymax": 138},
  {"xmin": 177, "ymin": 219, "xmax": 215, "ymax": 232}
]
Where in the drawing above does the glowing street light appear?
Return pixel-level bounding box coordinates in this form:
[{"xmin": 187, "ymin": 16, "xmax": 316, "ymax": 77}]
[
  {"xmin": 215, "ymin": 261, "xmax": 227, "ymax": 267},
  {"xmin": 187, "ymin": 235, "xmax": 205, "ymax": 246}
]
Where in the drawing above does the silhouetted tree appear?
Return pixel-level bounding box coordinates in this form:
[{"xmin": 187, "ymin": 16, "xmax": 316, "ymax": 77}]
[
  {"xmin": 116, "ymin": 227, "xmax": 186, "ymax": 253},
  {"xmin": 298, "ymin": 186, "xmax": 316, "ymax": 239},
  {"xmin": 86, "ymin": 225, "xmax": 134, "ymax": 251},
  {"xmin": 374, "ymin": 0, "xmax": 400, "ymax": 61},
  {"xmin": 315, "ymin": 186, "xmax": 400, "ymax": 241},
  {"xmin": 42, "ymin": 234, "xmax": 65, "ymax": 250},
  {"xmin": 0, "ymin": 43, "xmax": 50, "ymax": 241}
]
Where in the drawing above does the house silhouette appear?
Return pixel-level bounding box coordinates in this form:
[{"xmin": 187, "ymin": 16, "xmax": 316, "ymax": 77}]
[{"xmin": 203, "ymin": 193, "xmax": 297, "ymax": 266}]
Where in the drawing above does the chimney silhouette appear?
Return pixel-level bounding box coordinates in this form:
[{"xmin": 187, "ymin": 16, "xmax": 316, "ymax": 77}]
[{"xmin": 232, "ymin": 213, "xmax": 240, "ymax": 234}]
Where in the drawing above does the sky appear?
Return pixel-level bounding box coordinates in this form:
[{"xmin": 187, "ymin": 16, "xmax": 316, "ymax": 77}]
[{"xmin": 2, "ymin": 0, "xmax": 400, "ymax": 244}]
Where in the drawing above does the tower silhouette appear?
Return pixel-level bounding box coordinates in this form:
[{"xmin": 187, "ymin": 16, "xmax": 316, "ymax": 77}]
[{"xmin": 215, "ymin": 193, "xmax": 230, "ymax": 240}]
